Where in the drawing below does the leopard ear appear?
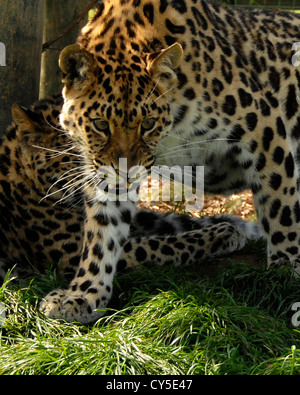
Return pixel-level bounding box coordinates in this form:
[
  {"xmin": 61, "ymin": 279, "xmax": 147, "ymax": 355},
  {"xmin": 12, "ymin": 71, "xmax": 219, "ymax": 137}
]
[
  {"xmin": 59, "ymin": 44, "xmax": 96, "ymax": 90},
  {"xmin": 147, "ymin": 43, "xmax": 183, "ymax": 89},
  {"xmin": 12, "ymin": 104, "xmax": 39, "ymax": 133},
  {"xmin": 11, "ymin": 104, "xmax": 53, "ymax": 148}
]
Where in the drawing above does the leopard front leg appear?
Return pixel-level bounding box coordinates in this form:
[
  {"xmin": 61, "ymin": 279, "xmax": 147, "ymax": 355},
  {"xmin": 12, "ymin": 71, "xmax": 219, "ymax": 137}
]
[
  {"xmin": 117, "ymin": 222, "xmax": 247, "ymax": 269},
  {"xmin": 40, "ymin": 199, "xmax": 135, "ymax": 323},
  {"xmin": 251, "ymin": 135, "xmax": 300, "ymax": 274}
]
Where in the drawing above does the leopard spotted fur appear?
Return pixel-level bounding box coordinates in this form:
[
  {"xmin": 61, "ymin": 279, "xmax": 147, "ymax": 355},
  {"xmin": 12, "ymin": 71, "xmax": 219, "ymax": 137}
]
[
  {"xmin": 0, "ymin": 96, "xmax": 259, "ymax": 323},
  {"xmin": 11, "ymin": 0, "xmax": 300, "ymax": 323}
]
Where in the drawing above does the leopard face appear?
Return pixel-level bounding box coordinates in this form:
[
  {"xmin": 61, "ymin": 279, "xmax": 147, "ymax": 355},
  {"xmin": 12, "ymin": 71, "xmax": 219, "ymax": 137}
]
[
  {"xmin": 59, "ymin": 42, "xmax": 183, "ymax": 178},
  {"xmin": 10, "ymin": 96, "xmax": 76, "ymax": 203}
]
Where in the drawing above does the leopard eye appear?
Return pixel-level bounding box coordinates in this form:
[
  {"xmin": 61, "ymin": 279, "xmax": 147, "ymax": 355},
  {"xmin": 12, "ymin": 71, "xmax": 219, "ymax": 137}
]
[
  {"xmin": 92, "ymin": 118, "xmax": 110, "ymax": 135},
  {"xmin": 141, "ymin": 118, "xmax": 156, "ymax": 134}
]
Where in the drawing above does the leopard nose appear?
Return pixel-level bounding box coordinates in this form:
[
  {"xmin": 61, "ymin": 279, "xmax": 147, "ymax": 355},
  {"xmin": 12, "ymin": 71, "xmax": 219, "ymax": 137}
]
[
  {"xmin": 111, "ymin": 165, "xmax": 127, "ymax": 179},
  {"xmin": 111, "ymin": 147, "xmax": 139, "ymax": 169}
]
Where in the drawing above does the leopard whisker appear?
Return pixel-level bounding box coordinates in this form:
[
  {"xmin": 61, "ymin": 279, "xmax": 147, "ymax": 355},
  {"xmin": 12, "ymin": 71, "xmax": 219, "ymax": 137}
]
[
  {"xmin": 50, "ymin": 145, "xmax": 78, "ymax": 156},
  {"xmin": 42, "ymin": 174, "xmax": 87, "ymax": 202},
  {"xmin": 159, "ymin": 136, "xmax": 238, "ymax": 150},
  {"xmin": 52, "ymin": 174, "xmax": 95, "ymax": 206},
  {"xmin": 43, "ymin": 164, "xmax": 95, "ymax": 201},
  {"xmin": 70, "ymin": 173, "xmax": 107, "ymax": 205},
  {"xmin": 152, "ymin": 85, "xmax": 175, "ymax": 103},
  {"xmin": 42, "ymin": 114, "xmax": 64, "ymax": 133},
  {"xmin": 145, "ymin": 77, "xmax": 161, "ymax": 104},
  {"xmin": 156, "ymin": 147, "xmax": 217, "ymax": 159},
  {"xmin": 46, "ymin": 165, "xmax": 92, "ymax": 191},
  {"xmin": 156, "ymin": 139, "xmax": 240, "ymax": 158},
  {"xmin": 31, "ymin": 144, "xmax": 84, "ymax": 158}
]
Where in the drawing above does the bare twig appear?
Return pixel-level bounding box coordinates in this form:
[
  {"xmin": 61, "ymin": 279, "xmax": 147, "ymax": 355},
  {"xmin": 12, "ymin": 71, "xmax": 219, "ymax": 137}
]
[{"xmin": 42, "ymin": 0, "xmax": 99, "ymax": 52}]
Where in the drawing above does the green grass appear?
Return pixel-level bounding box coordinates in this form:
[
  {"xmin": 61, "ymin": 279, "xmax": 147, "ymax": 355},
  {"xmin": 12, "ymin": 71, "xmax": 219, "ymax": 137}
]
[{"xmin": 0, "ymin": 241, "xmax": 300, "ymax": 375}]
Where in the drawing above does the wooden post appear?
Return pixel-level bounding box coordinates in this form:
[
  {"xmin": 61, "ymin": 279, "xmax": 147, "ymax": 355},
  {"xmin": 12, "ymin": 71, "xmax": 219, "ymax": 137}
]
[
  {"xmin": 0, "ymin": 0, "xmax": 44, "ymax": 133},
  {"xmin": 40, "ymin": 0, "xmax": 89, "ymax": 99}
]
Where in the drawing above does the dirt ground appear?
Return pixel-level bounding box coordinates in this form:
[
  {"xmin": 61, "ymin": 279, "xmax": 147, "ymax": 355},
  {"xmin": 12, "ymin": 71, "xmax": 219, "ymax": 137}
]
[
  {"xmin": 136, "ymin": 178, "xmax": 263, "ymax": 273},
  {"xmin": 138, "ymin": 177, "xmax": 255, "ymax": 220}
]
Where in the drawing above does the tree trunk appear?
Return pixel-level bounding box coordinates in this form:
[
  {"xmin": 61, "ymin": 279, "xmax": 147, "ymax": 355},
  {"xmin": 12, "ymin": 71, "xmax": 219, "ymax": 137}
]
[
  {"xmin": 40, "ymin": 0, "xmax": 89, "ymax": 99},
  {"xmin": 0, "ymin": 0, "xmax": 44, "ymax": 133}
]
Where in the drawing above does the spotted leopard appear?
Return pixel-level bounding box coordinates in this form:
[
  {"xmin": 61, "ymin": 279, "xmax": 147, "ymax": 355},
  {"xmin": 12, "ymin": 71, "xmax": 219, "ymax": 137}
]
[
  {"xmin": 37, "ymin": 0, "xmax": 300, "ymax": 322},
  {"xmin": 0, "ymin": 96, "xmax": 260, "ymax": 322}
]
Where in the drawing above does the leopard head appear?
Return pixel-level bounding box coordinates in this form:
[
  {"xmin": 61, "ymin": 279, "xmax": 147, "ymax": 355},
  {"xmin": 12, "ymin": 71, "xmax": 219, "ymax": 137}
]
[
  {"xmin": 59, "ymin": 42, "xmax": 182, "ymax": 181},
  {"xmin": 10, "ymin": 100, "xmax": 79, "ymax": 204}
]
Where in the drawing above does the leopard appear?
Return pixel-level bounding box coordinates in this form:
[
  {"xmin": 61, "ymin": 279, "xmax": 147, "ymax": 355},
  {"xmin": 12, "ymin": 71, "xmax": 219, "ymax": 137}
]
[
  {"xmin": 0, "ymin": 96, "xmax": 260, "ymax": 322},
  {"xmin": 38, "ymin": 0, "xmax": 300, "ymax": 323}
]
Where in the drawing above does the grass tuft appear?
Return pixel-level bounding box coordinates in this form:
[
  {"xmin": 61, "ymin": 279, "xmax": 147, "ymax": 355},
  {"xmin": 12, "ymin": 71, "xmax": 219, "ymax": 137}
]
[{"xmin": 1, "ymin": 247, "xmax": 300, "ymax": 374}]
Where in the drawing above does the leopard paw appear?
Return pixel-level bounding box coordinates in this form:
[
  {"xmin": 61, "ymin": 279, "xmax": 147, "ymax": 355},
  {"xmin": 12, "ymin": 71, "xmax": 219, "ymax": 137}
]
[{"xmin": 39, "ymin": 289, "xmax": 103, "ymax": 324}]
